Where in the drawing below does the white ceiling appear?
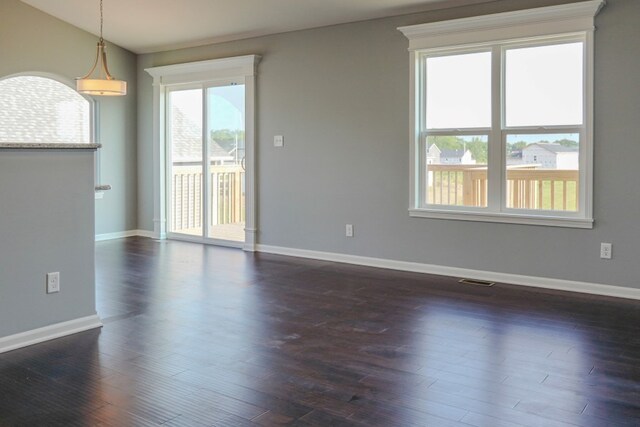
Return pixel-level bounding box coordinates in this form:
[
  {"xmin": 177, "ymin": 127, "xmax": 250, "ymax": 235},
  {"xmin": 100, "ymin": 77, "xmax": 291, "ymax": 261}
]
[{"xmin": 20, "ymin": 0, "xmax": 492, "ymax": 54}]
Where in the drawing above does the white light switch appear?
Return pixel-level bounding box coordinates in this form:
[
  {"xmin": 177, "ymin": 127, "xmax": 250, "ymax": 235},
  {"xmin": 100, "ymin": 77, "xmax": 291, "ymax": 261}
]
[{"xmin": 274, "ymin": 135, "xmax": 284, "ymax": 147}]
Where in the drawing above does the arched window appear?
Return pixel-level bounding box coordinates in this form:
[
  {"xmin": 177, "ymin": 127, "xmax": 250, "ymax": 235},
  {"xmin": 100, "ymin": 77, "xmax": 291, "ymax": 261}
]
[{"xmin": 0, "ymin": 75, "xmax": 93, "ymax": 144}]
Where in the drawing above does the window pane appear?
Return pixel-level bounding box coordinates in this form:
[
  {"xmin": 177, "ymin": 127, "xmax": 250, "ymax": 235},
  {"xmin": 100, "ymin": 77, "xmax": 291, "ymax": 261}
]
[
  {"xmin": 426, "ymin": 135, "xmax": 488, "ymax": 207},
  {"xmin": 206, "ymin": 84, "xmax": 246, "ymax": 243},
  {"xmin": 0, "ymin": 76, "xmax": 91, "ymax": 143},
  {"xmin": 505, "ymin": 43, "xmax": 583, "ymax": 127},
  {"xmin": 169, "ymin": 89, "xmax": 203, "ymax": 236},
  {"xmin": 506, "ymin": 133, "xmax": 579, "ymax": 211},
  {"xmin": 426, "ymin": 52, "xmax": 491, "ymax": 129}
]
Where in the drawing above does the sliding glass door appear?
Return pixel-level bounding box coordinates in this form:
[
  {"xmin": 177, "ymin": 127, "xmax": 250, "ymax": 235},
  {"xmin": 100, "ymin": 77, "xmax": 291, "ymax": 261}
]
[
  {"xmin": 206, "ymin": 84, "xmax": 245, "ymax": 241},
  {"xmin": 168, "ymin": 88, "xmax": 204, "ymax": 237},
  {"xmin": 167, "ymin": 81, "xmax": 246, "ymax": 245}
]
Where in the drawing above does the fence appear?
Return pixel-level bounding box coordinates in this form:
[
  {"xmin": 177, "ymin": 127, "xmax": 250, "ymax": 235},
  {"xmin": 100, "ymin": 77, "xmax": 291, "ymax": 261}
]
[
  {"xmin": 171, "ymin": 164, "xmax": 245, "ymax": 233},
  {"xmin": 428, "ymin": 164, "xmax": 579, "ymax": 211}
]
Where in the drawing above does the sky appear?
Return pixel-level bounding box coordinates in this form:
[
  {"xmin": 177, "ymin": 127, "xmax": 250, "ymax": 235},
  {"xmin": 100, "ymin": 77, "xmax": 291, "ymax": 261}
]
[
  {"xmin": 169, "ymin": 84, "xmax": 245, "ymax": 132},
  {"xmin": 426, "ymin": 42, "xmax": 583, "ymax": 130}
]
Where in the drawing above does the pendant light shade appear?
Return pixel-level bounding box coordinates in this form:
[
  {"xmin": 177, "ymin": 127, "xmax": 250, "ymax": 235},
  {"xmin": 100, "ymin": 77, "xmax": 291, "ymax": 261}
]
[{"xmin": 77, "ymin": 0, "xmax": 127, "ymax": 96}]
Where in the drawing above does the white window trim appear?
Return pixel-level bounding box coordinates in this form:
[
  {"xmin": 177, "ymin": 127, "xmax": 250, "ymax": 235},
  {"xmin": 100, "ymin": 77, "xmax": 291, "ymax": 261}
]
[
  {"xmin": 145, "ymin": 55, "xmax": 261, "ymax": 251},
  {"xmin": 398, "ymin": 0, "xmax": 605, "ymax": 229}
]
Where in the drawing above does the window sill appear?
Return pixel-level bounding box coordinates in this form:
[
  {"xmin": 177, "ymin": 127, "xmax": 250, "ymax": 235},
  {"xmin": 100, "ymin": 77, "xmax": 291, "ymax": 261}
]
[{"xmin": 409, "ymin": 208, "xmax": 593, "ymax": 229}]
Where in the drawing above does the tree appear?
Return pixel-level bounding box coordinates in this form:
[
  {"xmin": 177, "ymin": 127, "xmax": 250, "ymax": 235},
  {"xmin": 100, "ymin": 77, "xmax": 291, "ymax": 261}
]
[
  {"xmin": 554, "ymin": 138, "xmax": 578, "ymax": 148},
  {"xmin": 426, "ymin": 135, "xmax": 463, "ymax": 151},
  {"xmin": 427, "ymin": 135, "xmax": 488, "ymax": 164},
  {"xmin": 466, "ymin": 137, "xmax": 487, "ymax": 163},
  {"xmin": 210, "ymin": 129, "xmax": 245, "ymax": 152},
  {"xmin": 507, "ymin": 141, "xmax": 528, "ymax": 152}
]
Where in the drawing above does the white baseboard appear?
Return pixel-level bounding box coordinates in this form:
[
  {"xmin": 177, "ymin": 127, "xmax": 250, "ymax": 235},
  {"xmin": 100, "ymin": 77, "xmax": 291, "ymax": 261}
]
[
  {"xmin": 135, "ymin": 229, "xmax": 156, "ymax": 239},
  {"xmin": 92, "ymin": 234, "xmax": 639, "ymax": 300},
  {"xmin": 256, "ymin": 244, "xmax": 640, "ymax": 301},
  {"xmin": 96, "ymin": 229, "xmax": 155, "ymax": 241},
  {"xmin": 0, "ymin": 315, "xmax": 103, "ymax": 354}
]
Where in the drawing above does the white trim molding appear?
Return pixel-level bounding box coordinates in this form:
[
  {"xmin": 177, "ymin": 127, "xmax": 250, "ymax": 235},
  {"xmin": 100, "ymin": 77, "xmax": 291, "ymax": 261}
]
[
  {"xmin": 256, "ymin": 244, "xmax": 640, "ymax": 301},
  {"xmin": 95, "ymin": 229, "xmax": 155, "ymax": 241},
  {"xmin": 0, "ymin": 315, "xmax": 103, "ymax": 354},
  {"xmin": 145, "ymin": 55, "xmax": 260, "ymax": 251},
  {"xmin": 91, "ymin": 234, "xmax": 639, "ymax": 300},
  {"xmin": 145, "ymin": 55, "xmax": 260, "ymax": 86},
  {"xmin": 398, "ymin": 0, "xmax": 606, "ymax": 50},
  {"xmin": 398, "ymin": 1, "xmax": 604, "ymax": 228},
  {"xmin": 243, "ymin": 227, "xmax": 258, "ymax": 252},
  {"xmin": 136, "ymin": 229, "xmax": 157, "ymax": 239},
  {"xmin": 409, "ymin": 209, "xmax": 594, "ymax": 229}
]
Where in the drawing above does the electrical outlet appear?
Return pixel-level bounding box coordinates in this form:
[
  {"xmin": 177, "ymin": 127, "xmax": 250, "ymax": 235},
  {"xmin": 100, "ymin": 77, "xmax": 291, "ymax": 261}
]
[
  {"xmin": 274, "ymin": 135, "xmax": 284, "ymax": 147},
  {"xmin": 600, "ymin": 243, "xmax": 612, "ymax": 259},
  {"xmin": 46, "ymin": 272, "xmax": 60, "ymax": 293},
  {"xmin": 345, "ymin": 224, "xmax": 354, "ymax": 237}
]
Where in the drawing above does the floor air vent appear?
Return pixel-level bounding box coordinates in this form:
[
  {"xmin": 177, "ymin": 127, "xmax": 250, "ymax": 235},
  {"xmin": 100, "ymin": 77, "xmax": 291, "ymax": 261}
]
[{"xmin": 458, "ymin": 278, "xmax": 495, "ymax": 287}]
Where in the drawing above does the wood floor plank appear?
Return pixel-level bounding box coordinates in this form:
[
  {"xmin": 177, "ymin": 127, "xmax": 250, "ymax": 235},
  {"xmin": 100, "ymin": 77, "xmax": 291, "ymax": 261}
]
[{"xmin": 0, "ymin": 237, "xmax": 638, "ymax": 426}]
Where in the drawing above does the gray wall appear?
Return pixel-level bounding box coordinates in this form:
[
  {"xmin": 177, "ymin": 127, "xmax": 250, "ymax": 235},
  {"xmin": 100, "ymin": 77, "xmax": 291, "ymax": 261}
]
[
  {"xmin": 0, "ymin": 0, "xmax": 138, "ymax": 235},
  {"xmin": 0, "ymin": 150, "xmax": 97, "ymax": 337},
  {"xmin": 138, "ymin": 0, "xmax": 640, "ymax": 291}
]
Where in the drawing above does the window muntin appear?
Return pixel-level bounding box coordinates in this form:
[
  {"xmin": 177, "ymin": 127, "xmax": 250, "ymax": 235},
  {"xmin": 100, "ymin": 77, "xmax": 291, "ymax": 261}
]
[
  {"xmin": 419, "ymin": 35, "xmax": 587, "ymax": 220},
  {"xmin": 0, "ymin": 75, "xmax": 92, "ymax": 144}
]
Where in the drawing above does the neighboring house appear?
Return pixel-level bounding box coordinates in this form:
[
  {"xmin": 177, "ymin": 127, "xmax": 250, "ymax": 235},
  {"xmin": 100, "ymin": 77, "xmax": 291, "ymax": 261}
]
[
  {"xmin": 0, "ymin": 76, "xmax": 90, "ymax": 143},
  {"xmin": 171, "ymin": 106, "xmax": 232, "ymax": 165},
  {"xmin": 522, "ymin": 143, "xmax": 578, "ymax": 169},
  {"xmin": 427, "ymin": 144, "xmax": 441, "ymax": 164},
  {"xmin": 507, "ymin": 149, "xmax": 523, "ymax": 166},
  {"xmin": 440, "ymin": 148, "xmax": 476, "ymax": 165}
]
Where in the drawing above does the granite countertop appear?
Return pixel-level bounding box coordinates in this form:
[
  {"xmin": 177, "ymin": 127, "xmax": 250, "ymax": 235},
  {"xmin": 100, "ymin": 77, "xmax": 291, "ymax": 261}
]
[{"xmin": 0, "ymin": 143, "xmax": 101, "ymax": 150}]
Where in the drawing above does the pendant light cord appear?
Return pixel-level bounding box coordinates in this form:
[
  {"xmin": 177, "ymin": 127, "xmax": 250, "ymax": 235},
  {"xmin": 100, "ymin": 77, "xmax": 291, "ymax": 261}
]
[{"xmin": 99, "ymin": 0, "xmax": 104, "ymax": 43}]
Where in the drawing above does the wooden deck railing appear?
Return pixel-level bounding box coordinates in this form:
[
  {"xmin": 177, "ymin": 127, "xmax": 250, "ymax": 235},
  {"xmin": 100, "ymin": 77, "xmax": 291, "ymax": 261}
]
[
  {"xmin": 428, "ymin": 165, "xmax": 578, "ymax": 211},
  {"xmin": 171, "ymin": 164, "xmax": 245, "ymax": 232}
]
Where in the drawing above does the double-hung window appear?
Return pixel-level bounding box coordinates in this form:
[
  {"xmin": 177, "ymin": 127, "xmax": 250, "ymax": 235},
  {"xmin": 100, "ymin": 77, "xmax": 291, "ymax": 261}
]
[{"xmin": 399, "ymin": 0, "xmax": 605, "ymax": 228}]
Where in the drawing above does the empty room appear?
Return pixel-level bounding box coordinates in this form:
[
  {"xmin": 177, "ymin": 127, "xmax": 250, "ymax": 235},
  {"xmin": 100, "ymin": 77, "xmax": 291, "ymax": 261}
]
[{"xmin": 0, "ymin": 0, "xmax": 639, "ymax": 425}]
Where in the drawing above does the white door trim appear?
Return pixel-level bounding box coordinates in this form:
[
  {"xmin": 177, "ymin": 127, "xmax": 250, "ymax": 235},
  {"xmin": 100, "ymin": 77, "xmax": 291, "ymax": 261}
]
[{"xmin": 146, "ymin": 55, "xmax": 261, "ymax": 250}]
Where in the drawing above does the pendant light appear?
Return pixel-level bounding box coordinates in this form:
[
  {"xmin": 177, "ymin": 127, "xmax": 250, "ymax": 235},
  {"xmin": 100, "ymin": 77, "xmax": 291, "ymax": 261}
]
[{"xmin": 77, "ymin": 0, "xmax": 127, "ymax": 96}]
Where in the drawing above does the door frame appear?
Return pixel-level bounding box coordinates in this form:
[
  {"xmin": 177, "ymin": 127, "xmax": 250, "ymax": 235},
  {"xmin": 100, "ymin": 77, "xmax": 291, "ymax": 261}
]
[{"xmin": 146, "ymin": 55, "xmax": 260, "ymax": 251}]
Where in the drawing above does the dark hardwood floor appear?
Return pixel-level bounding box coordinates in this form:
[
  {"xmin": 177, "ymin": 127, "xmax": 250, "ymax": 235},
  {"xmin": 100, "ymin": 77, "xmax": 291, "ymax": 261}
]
[{"xmin": 1, "ymin": 237, "xmax": 639, "ymax": 426}]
